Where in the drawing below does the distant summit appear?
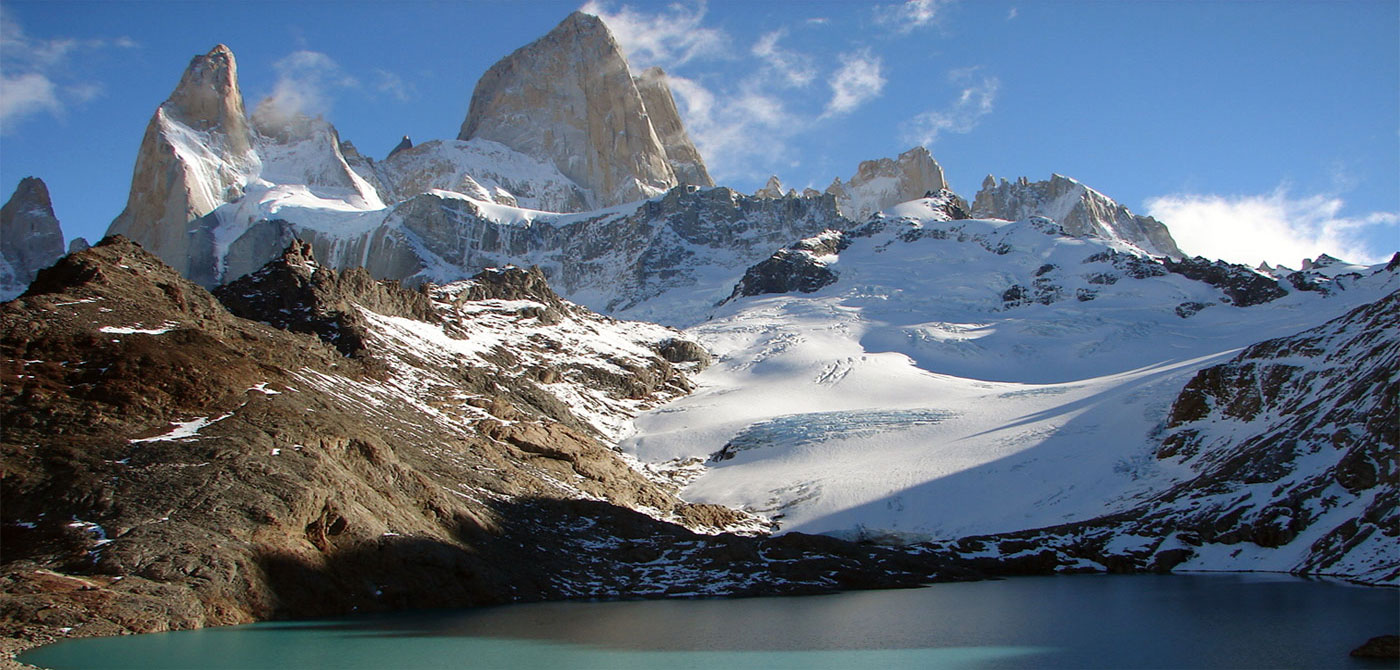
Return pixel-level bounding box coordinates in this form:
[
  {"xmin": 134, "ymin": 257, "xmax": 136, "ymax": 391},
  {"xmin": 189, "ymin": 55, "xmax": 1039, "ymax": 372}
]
[
  {"xmin": 973, "ymin": 174, "xmax": 1182, "ymax": 258},
  {"xmin": 0, "ymin": 177, "xmax": 66, "ymax": 300}
]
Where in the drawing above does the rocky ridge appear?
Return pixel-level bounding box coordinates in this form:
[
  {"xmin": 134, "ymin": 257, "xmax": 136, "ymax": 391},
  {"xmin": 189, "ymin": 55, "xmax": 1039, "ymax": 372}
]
[
  {"xmin": 973, "ymin": 173, "xmax": 1182, "ymax": 258},
  {"xmin": 1, "ymin": 237, "xmax": 983, "ymax": 652},
  {"xmin": 0, "ymin": 178, "xmax": 67, "ymax": 301}
]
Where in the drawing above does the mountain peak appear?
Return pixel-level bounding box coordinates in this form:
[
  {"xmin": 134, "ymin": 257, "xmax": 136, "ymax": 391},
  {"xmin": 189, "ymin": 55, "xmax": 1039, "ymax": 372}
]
[
  {"xmin": 164, "ymin": 44, "xmax": 250, "ymax": 154},
  {"xmin": 1, "ymin": 176, "xmax": 66, "ymax": 300},
  {"xmin": 458, "ymin": 12, "xmax": 709, "ymax": 208},
  {"xmin": 973, "ymin": 173, "xmax": 1183, "ymax": 258}
]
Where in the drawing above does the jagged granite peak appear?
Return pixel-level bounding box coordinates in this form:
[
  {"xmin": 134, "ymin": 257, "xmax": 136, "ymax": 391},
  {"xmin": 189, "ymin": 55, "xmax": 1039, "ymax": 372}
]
[
  {"xmin": 458, "ymin": 11, "xmax": 691, "ymax": 208},
  {"xmin": 388, "ymin": 135, "xmax": 413, "ymax": 160},
  {"xmin": 107, "ymin": 44, "xmax": 258, "ymax": 277},
  {"xmin": 972, "ymin": 173, "xmax": 1183, "ymax": 258},
  {"xmin": 828, "ymin": 146, "xmax": 951, "ymax": 222},
  {"xmin": 0, "ymin": 177, "xmax": 66, "ymax": 300},
  {"xmin": 160, "ymin": 44, "xmax": 252, "ymax": 156},
  {"xmin": 634, "ymin": 66, "xmax": 714, "ymax": 187},
  {"xmin": 755, "ymin": 175, "xmax": 787, "ymax": 199}
]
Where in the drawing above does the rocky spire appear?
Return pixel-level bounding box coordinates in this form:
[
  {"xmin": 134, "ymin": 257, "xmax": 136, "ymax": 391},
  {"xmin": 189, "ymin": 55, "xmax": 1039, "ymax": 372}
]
[
  {"xmin": 0, "ymin": 177, "xmax": 66, "ymax": 300},
  {"xmin": 634, "ymin": 67, "xmax": 713, "ymax": 187},
  {"xmin": 755, "ymin": 176, "xmax": 786, "ymax": 199},
  {"xmin": 826, "ymin": 147, "xmax": 950, "ymax": 222},
  {"xmin": 387, "ymin": 135, "xmax": 413, "ymax": 160},
  {"xmin": 107, "ymin": 44, "xmax": 257, "ymax": 276},
  {"xmin": 459, "ymin": 11, "xmax": 705, "ymax": 208},
  {"xmin": 972, "ymin": 174, "xmax": 1183, "ymax": 258}
]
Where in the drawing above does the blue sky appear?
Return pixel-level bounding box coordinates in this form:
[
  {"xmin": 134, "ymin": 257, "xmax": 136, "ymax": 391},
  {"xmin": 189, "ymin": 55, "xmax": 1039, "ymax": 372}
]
[{"xmin": 1, "ymin": 0, "xmax": 1396, "ymax": 268}]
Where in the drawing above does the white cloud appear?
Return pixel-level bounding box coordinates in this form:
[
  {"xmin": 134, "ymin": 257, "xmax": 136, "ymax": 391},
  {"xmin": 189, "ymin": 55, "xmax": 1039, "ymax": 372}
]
[
  {"xmin": 1007, "ymin": 7, "xmax": 1019, "ymax": 20},
  {"xmin": 580, "ymin": 0, "xmax": 726, "ymax": 69},
  {"xmin": 752, "ymin": 29, "xmax": 815, "ymax": 88},
  {"xmin": 901, "ymin": 66, "xmax": 999, "ymax": 146},
  {"xmin": 667, "ymin": 73, "xmax": 805, "ymax": 182},
  {"xmin": 254, "ymin": 50, "xmax": 360, "ymax": 127},
  {"xmin": 875, "ymin": 0, "xmax": 954, "ymax": 34},
  {"xmin": 373, "ymin": 68, "xmax": 416, "ymax": 102},
  {"xmin": 824, "ymin": 49, "xmax": 885, "ymax": 116},
  {"xmin": 0, "ymin": 73, "xmax": 61, "ymax": 125},
  {"xmin": 0, "ymin": 9, "xmax": 137, "ymax": 131},
  {"xmin": 1144, "ymin": 188, "xmax": 1398, "ymax": 267}
]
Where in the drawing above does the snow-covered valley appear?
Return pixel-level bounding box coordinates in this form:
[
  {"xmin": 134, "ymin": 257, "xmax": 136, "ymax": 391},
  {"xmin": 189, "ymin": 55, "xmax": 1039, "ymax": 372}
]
[{"xmin": 622, "ymin": 199, "xmax": 1397, "ymax": 580}]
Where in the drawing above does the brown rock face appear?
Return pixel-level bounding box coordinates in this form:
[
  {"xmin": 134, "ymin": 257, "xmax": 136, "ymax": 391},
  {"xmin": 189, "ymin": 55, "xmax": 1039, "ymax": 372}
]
[
  {"xmin": 107, "ymin": 45, "xmax": 257, "ymax": 276},
  {"xmin": 459, "ymin": 12, "xmax": 710, "ymax": 208}
]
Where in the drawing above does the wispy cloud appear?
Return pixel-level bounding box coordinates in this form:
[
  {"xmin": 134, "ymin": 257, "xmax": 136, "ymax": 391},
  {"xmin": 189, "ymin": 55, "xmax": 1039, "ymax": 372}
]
[
  {"xmin": 875, "ymin": 0, "xmax": 954, "ymax": 34},
  {"xmin": 901, "ymin": 66, "xmax": 999, "ymax": 146},
  {"xmin": 752, "ymin": 29, "xmax": 815, "ymax": 88},
  {"xmin": 1007, "ymin": 7, "xmax": 1019, "ymax": 20},
  {"xmin": 580, "ymin": 0, "xmax": 727, "ymax": 69},
  {"xmin": 824, "ymin": 49, "xmax": 885, "ymax": 117},
  {"xmin": 0, "ymin": 8, "xmax": 138, "ymax": 131},
  {"xmin": 253, "ymin": 50, "xmax": 360, "ymax": 128},
  {"xmin": 373, "ymin": 68, "xmax": 416, "ymax": 102},
  {"xmin": 1144, "ymin": 187, "xmax": 1398, "ymax": 267}
]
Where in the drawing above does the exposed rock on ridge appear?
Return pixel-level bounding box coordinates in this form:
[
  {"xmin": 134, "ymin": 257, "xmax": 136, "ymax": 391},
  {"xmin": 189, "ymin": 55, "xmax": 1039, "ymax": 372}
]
[
  {"xmin": 827, "ymin": 147, "xmax": 952, "ymax": 222},
  {"xmin": 973, "ymin": 174, "xmax": 1182, "ymax": 258},
  {"xmin": 0, "ymin": 177, "xmax": 66, "ymax": 300},
  {"xmin": 459, "ymin": 11, "xmax": 710, "ymax": 208}
]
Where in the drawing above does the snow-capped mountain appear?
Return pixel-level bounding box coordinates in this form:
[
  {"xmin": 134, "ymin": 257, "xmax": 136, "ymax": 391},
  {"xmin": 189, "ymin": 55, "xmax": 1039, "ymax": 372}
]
[
  {"xmin": 622, "ymin": 195, "xmax": 1397, "ymax": 581},
  {"xmin": 1, "ymin": 13, "xmax": 1395, "ymax": 653},
  {"xmin": 974, "ymin": 173, "xmax": 1182, "ymax": 258}
]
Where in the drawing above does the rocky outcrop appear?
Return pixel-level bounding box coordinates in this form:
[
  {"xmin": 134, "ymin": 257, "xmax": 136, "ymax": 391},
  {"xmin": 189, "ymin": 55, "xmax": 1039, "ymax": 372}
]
[
  {"xmin": 973, "ymin": 174, "xmax": 1182, "ymax": 258},
  {"xmin": 827, "ymin": 147, "xmax": 952, "ymax": 222},
  {"xmin": 387, "ymin": 135, "xmax": 413, "ymax": 160},
  {"xmin": 0, "ymin": 177, "xmax": 66, "ymax": 300},
  {"xmin": 722, "ymin": 231, "xmax": 847, "ymax": 303},
  {"xmin": 634, "ymin": 67, "xmax": 713, "ymax": 188},
  {"xmin": 459, "ymin": 12, "xmax": 709, "ymax": 209},
  {"xmin": 1162, "ymin": 256, "xmax": 1287, "ymax": 307},
  {"xmin": 0, "ymin": 237, "xmax": 980, "ymax": 648},
  {"xmin": 107, "ymin": 45, "xmax": 258, "ymax": 276},
  {"xmin": 213, "ymin": 240, "xmax": 436, "ymax": 356}
]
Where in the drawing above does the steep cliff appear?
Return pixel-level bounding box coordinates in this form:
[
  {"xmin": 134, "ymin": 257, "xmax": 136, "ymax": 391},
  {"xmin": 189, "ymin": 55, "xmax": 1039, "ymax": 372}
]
[{"xmin": 459, "ymin": 12, "xmax": 710, "ymax": 208}]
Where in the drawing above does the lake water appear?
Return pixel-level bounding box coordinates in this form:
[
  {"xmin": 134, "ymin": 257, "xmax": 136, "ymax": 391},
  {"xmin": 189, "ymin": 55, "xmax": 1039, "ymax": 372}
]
[{"xmin": 21, "ymin": 574, "xmax": 1398, "ymax": 669}]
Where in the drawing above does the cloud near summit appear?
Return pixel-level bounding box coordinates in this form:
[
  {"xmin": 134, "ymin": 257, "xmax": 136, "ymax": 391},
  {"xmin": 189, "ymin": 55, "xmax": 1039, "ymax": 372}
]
[{"xmin": 1145, "ymin": 187, "xmax": 1398, "ymax": 267}]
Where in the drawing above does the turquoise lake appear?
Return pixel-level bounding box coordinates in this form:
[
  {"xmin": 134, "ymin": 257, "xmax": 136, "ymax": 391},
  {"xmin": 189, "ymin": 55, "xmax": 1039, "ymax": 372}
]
[{"xmin": 21, "ymin": 574, "xmax": 1399, "ymax": 669}]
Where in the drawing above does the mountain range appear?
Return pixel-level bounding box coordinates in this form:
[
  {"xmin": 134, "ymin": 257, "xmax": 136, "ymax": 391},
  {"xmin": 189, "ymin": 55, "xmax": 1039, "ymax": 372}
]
[{"xmin": 1, "ymin": 9, "xmax": 1395, "ymax": 655}]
